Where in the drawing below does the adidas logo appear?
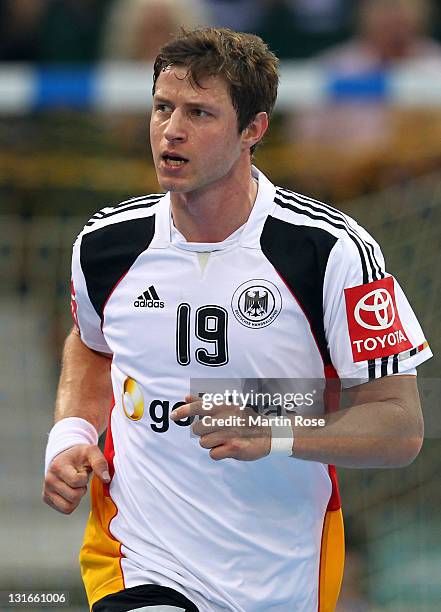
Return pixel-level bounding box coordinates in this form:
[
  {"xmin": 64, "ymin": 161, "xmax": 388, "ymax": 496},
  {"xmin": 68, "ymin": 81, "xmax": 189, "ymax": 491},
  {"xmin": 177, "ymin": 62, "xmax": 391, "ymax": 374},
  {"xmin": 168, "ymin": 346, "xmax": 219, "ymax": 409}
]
[{"xmin": 134, "ymin": 285, "xmax": 164, "ymax": 308}]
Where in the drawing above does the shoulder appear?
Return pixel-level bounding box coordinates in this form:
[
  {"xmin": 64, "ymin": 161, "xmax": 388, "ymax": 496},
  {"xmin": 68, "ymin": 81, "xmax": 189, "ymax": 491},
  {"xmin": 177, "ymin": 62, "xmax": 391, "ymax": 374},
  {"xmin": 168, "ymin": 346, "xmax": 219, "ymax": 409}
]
[
  {"xmin": 79, "ymin": 193, "xmax": 164, "ymax": 237},
  {"xmin": 72, "ymin": 194, "xmax": 165, "ymax": 317},
  {"xmin": 267, "ymin": 186, "xmax": 385, "ymax": 283},
  {"xmin": 272, "ymin": 185, "xmax": 363, "ymax": 240},
  {"xmin": 73, "ymin": 193, "xmax": 165, "ymax": 279}
]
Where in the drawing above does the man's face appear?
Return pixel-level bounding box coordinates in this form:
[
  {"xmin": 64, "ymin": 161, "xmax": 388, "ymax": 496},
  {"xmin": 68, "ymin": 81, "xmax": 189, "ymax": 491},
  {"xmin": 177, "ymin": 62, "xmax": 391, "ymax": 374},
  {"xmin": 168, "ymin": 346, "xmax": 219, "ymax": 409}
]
[{"xmin": 150, "ymin": 65, "xmax": 246, "ymax": 195}]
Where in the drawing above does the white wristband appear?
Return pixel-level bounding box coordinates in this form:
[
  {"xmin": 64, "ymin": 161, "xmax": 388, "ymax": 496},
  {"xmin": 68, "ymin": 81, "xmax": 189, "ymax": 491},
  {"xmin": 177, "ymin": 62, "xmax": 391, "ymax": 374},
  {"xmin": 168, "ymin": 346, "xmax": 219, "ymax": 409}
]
[
  {"xmin": 45, "ymin": 417, "xmax": 99, "ymax": 474},
  {"xmin": 270, "ymin": 417, "xmax": 294, "ymax": 456}
]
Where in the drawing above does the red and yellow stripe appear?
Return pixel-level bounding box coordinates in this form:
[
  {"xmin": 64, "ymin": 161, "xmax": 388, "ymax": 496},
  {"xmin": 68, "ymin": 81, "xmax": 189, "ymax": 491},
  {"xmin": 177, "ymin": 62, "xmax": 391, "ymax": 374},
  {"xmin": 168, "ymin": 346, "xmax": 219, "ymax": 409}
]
[
  {"xmin": 318, "ymin": 465, "xmax": 345, "ymax": 612},
  {"xmin": 80, "ymin": 404, "xmax": 125, "ymax": 610},
  {"xmin": 318, "ymin": 365, "xmax": 345, "ymax": 611}
]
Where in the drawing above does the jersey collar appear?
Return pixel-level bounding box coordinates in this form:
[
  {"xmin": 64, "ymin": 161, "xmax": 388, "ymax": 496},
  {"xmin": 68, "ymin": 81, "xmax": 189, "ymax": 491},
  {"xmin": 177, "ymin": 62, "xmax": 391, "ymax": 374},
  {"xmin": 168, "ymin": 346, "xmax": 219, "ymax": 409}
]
[
  {"xmin": 239, "ymin": 166, "xmax": 277, "ymax": 249},
  {"xmin": 151, "ymin": 166, "xmax": 277, "ymax": 249}
]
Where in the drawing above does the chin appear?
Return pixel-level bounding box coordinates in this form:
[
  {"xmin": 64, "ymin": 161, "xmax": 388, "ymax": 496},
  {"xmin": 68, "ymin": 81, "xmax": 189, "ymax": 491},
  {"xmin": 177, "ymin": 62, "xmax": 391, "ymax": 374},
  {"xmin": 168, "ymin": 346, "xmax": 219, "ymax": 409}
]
[
  {"xmin": 158, "ymin": 177, "xmax": 194, "ymax": 194},
  {"xmin": 159, "ymin": 182, "xmax": 187, "ymax": 193}
]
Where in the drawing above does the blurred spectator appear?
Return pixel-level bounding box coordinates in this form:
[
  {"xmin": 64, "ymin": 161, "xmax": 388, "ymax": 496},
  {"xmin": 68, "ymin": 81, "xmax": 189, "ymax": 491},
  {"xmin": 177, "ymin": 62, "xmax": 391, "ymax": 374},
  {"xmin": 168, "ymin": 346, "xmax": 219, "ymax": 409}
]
[
  {"xmin": 100, "ymin": 0, "xmax": 211, "ymax": 156},
  {"xmin": 319, "ymin": 0, "xmax": 441, "ymax": 70},
  {"xmin": 288, "ymin": 0, "xmax": 350, "ymax": 33},
  {"xmin": 0, "ymin": 0, "xmax": 47, "ymax": 62},
  {"xmin": 101, "ymin": 0, "xmax": 210, "ymax": 61},
  {"xmin": 38, "ymin": 0, "xmax": 110, "ymax": 63},
  {"xmin": 285, "ymin": 0, "xmax": 441, "ymax": 200},
  {"xmin": 203, "ymin": 0, "xmax": 265, "ymax": 32},
  {"xmin": 257, "ymin": 0, "xmax": 352, "ymax": 59},
  {"xmin": 292, "ymin": 0, "xmax": 441, "ymax": 148},
  {"xmin": 0, "ymin": 0, "xmax": 110, "ymax": 63}
]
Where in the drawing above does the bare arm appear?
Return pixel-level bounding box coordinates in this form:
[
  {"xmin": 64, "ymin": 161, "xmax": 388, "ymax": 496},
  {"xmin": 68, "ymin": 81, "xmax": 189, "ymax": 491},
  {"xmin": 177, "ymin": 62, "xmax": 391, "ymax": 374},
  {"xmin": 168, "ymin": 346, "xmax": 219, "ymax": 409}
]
[
  {"xmin": 54, "ymin": 326, "xmax": 113, "ymax": 434},
  {"xmin": 43, "ymin": 327, "xmax": 113, "ymax": 514},
  {"xmin": 173, "ymin": 375, "xmax": 424, "ymax": 468},
  {"xmin": 290, "ymin": 375, "xmax": 424, "ymax": 468}
]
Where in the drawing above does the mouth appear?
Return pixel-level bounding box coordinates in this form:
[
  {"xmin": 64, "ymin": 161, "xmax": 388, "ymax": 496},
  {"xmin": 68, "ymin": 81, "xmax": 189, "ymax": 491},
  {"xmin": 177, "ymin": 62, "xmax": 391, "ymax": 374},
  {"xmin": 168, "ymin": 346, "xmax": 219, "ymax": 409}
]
[{"xmin": 161, "ymin": 153, "xmax": 189, "ymax": 168}]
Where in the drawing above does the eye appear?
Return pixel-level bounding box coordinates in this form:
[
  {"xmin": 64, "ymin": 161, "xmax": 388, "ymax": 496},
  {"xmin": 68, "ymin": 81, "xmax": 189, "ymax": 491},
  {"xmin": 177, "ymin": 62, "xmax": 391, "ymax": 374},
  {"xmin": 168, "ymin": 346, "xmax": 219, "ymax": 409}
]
[
  {"xmin": 192, "ymin": 109, "xmax": 209, "ymax": 118},
  {"xmin": 155, "ymin": 103, "xmax": 172, "ymax": 113}
]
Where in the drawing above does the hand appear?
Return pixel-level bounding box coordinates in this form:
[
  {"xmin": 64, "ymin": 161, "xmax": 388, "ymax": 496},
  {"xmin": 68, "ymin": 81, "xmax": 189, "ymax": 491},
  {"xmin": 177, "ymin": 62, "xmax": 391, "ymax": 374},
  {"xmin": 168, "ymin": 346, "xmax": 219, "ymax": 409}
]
[
  {"xmin": 42, "ymin": 444, "xmax": 110, "ymax": 514},
  {"xmin": 171, "ymin": 396, "xmax": 271, "ymax": 461}
]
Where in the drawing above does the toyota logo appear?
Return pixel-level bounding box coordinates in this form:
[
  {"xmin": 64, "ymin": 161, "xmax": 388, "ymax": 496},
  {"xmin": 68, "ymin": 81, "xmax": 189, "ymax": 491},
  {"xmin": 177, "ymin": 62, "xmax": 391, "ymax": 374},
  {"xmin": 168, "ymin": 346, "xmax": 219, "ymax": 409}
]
[{"xmin": 354, "ymin": 288, "xmax": 395, "ymax": 330}]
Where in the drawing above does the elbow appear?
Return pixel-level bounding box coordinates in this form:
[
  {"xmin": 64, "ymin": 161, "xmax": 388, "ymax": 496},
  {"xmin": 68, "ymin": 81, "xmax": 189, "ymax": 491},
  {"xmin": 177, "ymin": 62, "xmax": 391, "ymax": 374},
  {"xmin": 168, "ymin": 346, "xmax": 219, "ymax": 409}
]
[
  {"xmin": 400, "ymin": 411, "xmax": 425, "ymax": 466},
  {"xmin": 387, "ymin": 403, "xmax": 424, "ymax": 468},
  {"xmin": 394, "ymin": 434, "xmax": 423, "ymax": 467},
  {"xmin": 389, "ymin": 416, "xmax": 424, "ymax": 467},
  {"xmin": 379, "ymin": 426, "xmax": 424, "ymax": 468}
]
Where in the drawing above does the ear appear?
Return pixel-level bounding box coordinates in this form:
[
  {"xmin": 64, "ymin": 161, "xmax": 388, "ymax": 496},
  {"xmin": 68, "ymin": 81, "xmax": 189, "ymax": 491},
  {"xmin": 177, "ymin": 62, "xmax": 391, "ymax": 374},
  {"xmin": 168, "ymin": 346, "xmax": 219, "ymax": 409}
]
[{"xmin": 241, "ymin": 112, "xmax": 269, "ymax": 152}]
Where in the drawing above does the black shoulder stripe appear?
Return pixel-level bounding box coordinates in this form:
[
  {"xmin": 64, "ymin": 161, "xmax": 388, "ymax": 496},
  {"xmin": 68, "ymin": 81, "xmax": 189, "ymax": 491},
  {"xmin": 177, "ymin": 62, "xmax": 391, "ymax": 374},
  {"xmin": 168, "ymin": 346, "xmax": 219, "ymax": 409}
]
[
  {"xmin": 278, "ymin": 187, "xmax": 370, "ymax": 243},
  {"xmin": 97, "ymin": 199, "xmax": 160, "ymax": 220},
  {"xmin": 115, "ymin": 194, "xmax": 163, "ymax": 208},
  {"xmin": 274, "ymin": 194, "xmax": 369, "ymax": 285},
  {"xmin": 381, "ymin": 356, "xmax": 389, "ymax": 377},
  {"xmin": 85, "ymin": 216, "xmax": 104, "ymax": 227},
  {"xmin": 261, "ymin": 215, "xmax": 338, "ymax": 365},
  {"xmin": 275, "ymin": 192, "xmax": 382, "ymax": 381},
  {"xmin": 88, "ymin": 211, "xmax": 106, "ymax": 222},
  {"xmin": 276, "ymin": 190, "xmax": 382, "ymax": 282},
  {"xmin": 80, "ymin": 216, "xmax": 156, "ymax": 320},
  {"xmin": 276, "ymin": 189, "xmax": 384, "ymax": 282},
  {"xmin": 85, "ymin": 218, "xmax": 102, "ymax": 227},
  {"xmin": 85, "ymin": 195, "xmax": 163, "ymax": 227},
  {"xmin": 277, "ymin": 189, "xmax": 384, "ymax": 382},
  {"xmin": 85, "ymin": 200, "xmax": 160, "ymax": 226}
]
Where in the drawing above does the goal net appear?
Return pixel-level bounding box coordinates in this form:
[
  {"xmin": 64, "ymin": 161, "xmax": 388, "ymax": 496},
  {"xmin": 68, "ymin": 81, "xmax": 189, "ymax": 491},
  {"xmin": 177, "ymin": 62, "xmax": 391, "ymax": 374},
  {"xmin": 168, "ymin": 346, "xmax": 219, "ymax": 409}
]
[{"xmin": 336, "ymin": 172, "xmax": 441, "ymax": 611}]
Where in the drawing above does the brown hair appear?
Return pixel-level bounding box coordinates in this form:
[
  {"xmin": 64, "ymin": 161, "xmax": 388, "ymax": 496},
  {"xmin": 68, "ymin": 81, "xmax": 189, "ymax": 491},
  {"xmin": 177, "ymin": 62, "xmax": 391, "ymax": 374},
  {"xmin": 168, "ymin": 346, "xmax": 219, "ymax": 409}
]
[{"xmin": 152, "ymin": 27, "xmax": 279, "ymax": 152}]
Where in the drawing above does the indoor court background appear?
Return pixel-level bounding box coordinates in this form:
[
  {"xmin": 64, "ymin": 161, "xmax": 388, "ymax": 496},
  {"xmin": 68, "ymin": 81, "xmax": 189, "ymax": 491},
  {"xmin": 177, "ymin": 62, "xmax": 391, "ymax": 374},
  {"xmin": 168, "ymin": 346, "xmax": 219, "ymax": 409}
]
[{"xmin": 0, "ymin": 1, "xmax": 440, "ymax": 610}]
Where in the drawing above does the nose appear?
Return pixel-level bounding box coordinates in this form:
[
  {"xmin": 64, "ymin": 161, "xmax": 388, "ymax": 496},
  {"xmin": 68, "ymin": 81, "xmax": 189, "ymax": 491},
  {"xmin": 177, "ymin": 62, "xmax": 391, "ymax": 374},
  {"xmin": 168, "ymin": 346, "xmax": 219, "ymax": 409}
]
[{"xmin": 164, "ymin": 109, "xmax": 186, "ymax": 143}]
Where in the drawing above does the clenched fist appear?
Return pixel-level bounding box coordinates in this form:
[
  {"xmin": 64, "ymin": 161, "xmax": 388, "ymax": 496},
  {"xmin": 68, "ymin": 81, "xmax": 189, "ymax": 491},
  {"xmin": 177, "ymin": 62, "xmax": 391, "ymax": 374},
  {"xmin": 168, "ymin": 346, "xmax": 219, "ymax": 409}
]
[{"xmin": 42, "ymin": 444, "xmax": 110, "ymax": 514}]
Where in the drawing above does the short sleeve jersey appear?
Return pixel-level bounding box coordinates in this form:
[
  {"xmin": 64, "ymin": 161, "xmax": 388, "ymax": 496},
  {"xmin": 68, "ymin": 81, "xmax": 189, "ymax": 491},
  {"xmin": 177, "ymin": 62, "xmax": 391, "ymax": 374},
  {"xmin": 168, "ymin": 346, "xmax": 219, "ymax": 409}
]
[{"xmin": 73, "ymin": 167, "xmax": 431, "ymax": 612}]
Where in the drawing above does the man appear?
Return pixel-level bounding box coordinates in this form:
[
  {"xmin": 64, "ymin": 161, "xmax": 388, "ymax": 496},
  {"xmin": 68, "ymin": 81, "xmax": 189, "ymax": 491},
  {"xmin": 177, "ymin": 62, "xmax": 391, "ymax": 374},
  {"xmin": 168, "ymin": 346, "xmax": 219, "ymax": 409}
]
[
  {"xmin": 43, "ymin": 28, "xmax": 431, "ymax": 612},
  {"xmin": 292, "ymin": 0, "xmax": 441, "ymax": 149}
]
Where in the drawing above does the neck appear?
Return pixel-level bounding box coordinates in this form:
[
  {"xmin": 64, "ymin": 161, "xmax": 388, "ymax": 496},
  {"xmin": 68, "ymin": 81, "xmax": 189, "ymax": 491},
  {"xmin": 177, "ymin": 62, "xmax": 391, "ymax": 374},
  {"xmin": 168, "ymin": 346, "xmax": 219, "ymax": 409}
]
[{"xmin": 170, "ymin": 165, "xmax": 258, "ymax": 243}]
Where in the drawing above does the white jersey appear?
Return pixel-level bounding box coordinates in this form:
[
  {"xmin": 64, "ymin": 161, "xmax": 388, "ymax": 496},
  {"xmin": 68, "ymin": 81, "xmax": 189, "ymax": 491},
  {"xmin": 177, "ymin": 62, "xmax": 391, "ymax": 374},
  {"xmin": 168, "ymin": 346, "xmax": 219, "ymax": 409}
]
[{"xmin": 72, "ymin": 168, "xmax": 431, "ymax": 612}]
